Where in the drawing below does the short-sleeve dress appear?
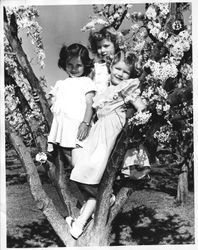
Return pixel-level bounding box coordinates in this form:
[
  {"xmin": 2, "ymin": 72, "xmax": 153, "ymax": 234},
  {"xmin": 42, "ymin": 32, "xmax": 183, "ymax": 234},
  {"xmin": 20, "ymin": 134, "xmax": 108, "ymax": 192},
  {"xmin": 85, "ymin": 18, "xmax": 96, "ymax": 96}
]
[
  {"xmin": 70, "ymin": 78, "xmax": 141, "ymax": 185},
  {"xmin": 48, "ymin": 77, "xmax": 96, "ymax": 148}
]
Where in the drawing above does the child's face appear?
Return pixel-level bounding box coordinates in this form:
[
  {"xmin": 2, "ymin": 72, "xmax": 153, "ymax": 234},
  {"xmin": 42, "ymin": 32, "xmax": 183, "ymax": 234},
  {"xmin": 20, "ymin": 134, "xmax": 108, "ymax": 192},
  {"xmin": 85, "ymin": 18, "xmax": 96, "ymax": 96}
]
[
  {"xmin": 96, "ymin": 39, "xmax": 115, "ymax": 60},
  {"xmin": 110, "ymin": 60, "xmax": 131, "ymax": 86},
  {"xmin": 66, "ymin": 56, "xmax": 84, "ymax": 77}
]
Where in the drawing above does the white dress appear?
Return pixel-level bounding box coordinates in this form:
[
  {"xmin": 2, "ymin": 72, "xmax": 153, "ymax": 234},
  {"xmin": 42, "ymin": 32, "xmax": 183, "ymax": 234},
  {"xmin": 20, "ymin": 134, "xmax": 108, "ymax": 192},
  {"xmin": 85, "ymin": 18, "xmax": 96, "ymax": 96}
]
[
  {"xmin": 93, "ymin": 62, "xmax": 110, "ymax": 94},
  {"xmin": 48, "ymin": 77, "xmax": 96, "ymax": 148},
  {"xmin": 70, "ymin": 78, "xmax": 141, "ymax": 185}
]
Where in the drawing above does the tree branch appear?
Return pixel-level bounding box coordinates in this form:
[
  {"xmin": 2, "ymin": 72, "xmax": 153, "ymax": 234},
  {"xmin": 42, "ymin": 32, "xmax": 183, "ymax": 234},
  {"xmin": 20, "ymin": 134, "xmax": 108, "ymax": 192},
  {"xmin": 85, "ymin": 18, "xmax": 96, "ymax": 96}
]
[
  {"xmin": 6, "ymin": 125, "xmax": 72, "ymax": 246},
  {"xmin": 109, "ymin": 187, "xmax": 132, "ymax": 224},
  {"xmin": 5, "ymin": 69, "xmax": 31, "ymax": 114},
  {"xmin": 5, "ymin": 70, "xmax": 47, "ymax": 151},
  {"xmin": 4, "ymin": 8, "xmax": 52, "ymax": 128},
  {"xmin": 51, "ymin": 146, "xmax": 82, "ymax": 218},
  {"xmin": 94, "ymin": 126, "xmax": 131, "ymax": 228}
]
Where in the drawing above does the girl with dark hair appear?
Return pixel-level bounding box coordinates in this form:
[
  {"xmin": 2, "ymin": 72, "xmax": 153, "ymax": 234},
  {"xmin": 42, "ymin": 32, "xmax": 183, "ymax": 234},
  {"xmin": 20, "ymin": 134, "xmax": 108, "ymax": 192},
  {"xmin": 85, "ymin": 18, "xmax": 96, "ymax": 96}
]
[
  {"xmin": 88, "ymin": 26, "xmax": 123, "ymax": 94},
  {"xmin": 66, "ymin": 50, "xmax": 147, "ymax": 239},
  {"xmin": 47, "ymin": 43, "xmax": 96, "ymax": 160}
]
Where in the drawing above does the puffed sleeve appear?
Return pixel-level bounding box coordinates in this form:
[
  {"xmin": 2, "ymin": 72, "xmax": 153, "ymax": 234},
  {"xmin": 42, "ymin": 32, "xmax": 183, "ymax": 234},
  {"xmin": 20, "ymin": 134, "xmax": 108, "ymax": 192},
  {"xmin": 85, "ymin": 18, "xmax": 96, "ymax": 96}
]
[
  {"xmin": 84, "ymin": 77, "xmax": 97, "ymax": 95},
  {"xmin": 121, "ymin": 78, "xmax": 141, "ymax": 103},
  {"xmin": 49, "ymin": 80, "xmax": 62, "ymax": 97}
]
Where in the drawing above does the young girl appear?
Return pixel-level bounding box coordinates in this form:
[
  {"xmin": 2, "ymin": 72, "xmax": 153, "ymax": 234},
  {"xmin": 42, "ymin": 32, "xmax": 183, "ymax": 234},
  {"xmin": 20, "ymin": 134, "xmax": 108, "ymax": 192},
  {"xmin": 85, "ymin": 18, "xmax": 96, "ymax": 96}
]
[
  {"xmin": 47, "ymin": 43, "xmax": 96, "ymax": 161},
  {"xmin": 66, "ymin": 50, "xmax": 147, "ymax": 239},
  {"xmin": 88, "ymin": 25, "xmax": 122, "ymax": 94},
  {"xmin": 89, "ymin": 25, "xmax": 151, "ymax": 180}
]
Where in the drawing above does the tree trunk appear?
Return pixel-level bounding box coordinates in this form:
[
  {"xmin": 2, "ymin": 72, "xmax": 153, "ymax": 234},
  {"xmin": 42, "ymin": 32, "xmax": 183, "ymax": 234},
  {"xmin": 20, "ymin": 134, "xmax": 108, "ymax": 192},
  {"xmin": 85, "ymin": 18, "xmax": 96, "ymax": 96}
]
[
  {"xmin": 176, "ymin": 164, "xmax": 188, "ymax": 204},
  {"xmin": 7, "ymin": 129, "xmax": 73, "ymax": 245}
]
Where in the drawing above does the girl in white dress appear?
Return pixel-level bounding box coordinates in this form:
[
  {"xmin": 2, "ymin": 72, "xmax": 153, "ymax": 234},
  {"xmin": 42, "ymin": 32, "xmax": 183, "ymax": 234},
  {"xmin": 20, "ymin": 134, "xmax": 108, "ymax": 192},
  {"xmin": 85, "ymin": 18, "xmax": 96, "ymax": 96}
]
[
  {"xmin": 48, "ymin": 43, "xmax": 96, "ymax": 162},
  {"xmin": 88, "ymin": 26, "xmax": 123, "ymax": 94},
  {"xmin": 66, "ymin": 50, "xmax": 147, "ymax": 239}
]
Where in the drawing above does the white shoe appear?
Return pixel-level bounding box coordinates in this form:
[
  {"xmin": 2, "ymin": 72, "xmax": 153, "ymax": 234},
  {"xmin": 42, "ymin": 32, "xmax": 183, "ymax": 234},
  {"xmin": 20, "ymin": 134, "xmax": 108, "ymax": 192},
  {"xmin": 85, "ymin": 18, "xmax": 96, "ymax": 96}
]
[{"xmin": 65, "ymin": 216, "xmax": 83, "ymax": 239}]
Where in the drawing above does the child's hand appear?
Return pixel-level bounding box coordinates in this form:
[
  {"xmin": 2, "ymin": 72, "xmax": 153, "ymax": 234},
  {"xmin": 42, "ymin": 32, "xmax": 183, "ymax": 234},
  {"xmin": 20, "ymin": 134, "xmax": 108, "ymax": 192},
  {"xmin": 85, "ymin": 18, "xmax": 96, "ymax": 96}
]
[{"xmin": 77, "ymin": 122, "xmax": 91, "ymax": 141}]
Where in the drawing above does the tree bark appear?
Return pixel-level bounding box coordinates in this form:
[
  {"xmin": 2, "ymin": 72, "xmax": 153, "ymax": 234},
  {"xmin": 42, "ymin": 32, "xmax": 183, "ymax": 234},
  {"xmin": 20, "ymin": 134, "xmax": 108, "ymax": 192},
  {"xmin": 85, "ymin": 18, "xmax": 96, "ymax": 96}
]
[{"xmin": 51, "ymin": 146, "xmax": 83, "ymax": 218}]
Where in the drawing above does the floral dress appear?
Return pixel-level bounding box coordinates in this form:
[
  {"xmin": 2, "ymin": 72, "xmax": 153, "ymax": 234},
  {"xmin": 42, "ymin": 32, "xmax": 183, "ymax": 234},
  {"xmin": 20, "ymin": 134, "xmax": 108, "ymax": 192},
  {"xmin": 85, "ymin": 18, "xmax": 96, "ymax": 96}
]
[{"xmin": 70, "ymin": 78, "xmax": 141, "ymax": 185}]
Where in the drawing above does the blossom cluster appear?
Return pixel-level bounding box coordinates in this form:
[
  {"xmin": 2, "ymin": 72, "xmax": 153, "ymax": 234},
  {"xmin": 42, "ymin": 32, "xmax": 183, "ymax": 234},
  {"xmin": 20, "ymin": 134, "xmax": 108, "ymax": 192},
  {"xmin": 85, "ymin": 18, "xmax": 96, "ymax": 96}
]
[
  {"xmin": 153, "ymin": 124, "xmax": 172, "ymax": 143},
  {"xmin": 5, "ymin": 52, "xmax": 47, "ymax": 143},
  {"xmin": 6, "ymin": 6, "xmax": 45, "ymax": 69},
  {"xmin": 35, "ymin": 152, "xmax": 48, "ymax": 164},
  {"xmin": 180, "ymin": 63, "xmax": 192, "ymax": 81},
  {"xmin": 145, "ymin": 3, "xmax": 169, "ymax": 20},
  {"xmin": 144, "ymin": 59, "xmax": 178, "ymax": 82},
  {"xmin": 166, "ymin": 30, "xmax": 191, "ymax": 65},
  {"xmin": 155, "ymin": 3, "xmax": 170, "ymax": 18},
  {"xmin": 5, "ymin": 48, "xmax": 40, "ymax": 109},
  {"xmin": 81, "ymin": 18, "xmax": 109, "ymax": 32},
  {"xmin": 128, "ymin": 111, "xmax": 152, "ymax": 126},
  {"xmin": 145, "ymin": 5, "xmax": 157, "ymax": 20},
  {"xmin": 145, "ymin": 3, "xmax": 170, "ymax": 41},
  {"xmin": 181, "ymin": 119, "xmax": 193, "ymax": 137},
  {"xmin": 141, "ymin": 85, "xmax": 170, "ymax": 116},
  {"xmin": 6, "ymin": 109, "xmax": 33, "ymax": 146},
  {"xmin": 82, "ymin": 4, "xmax": 132, "ymax": 33},
  {"xmin": 126, "ymin": 26, "xmax": 147, "ymax": 53},
  {"xmin": 5, "ymin": 85, "xmax": 20, "ymax": 114}
]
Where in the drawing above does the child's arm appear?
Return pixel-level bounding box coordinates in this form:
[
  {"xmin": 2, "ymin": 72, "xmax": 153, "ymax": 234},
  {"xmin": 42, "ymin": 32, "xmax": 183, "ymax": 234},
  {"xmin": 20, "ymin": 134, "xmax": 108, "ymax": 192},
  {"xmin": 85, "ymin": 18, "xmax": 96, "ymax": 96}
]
[
  {"xmin": 132, "ymin": 96, "xmax": 146, "ymax": 112},
  {"xmin": 77, "ymin": 91, "xmax": 95, "ymax": 141}
]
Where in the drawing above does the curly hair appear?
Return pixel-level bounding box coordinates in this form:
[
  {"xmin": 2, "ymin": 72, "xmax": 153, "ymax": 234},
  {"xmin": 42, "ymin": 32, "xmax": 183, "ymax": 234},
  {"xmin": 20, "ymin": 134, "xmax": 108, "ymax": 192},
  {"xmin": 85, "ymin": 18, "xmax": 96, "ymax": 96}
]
[
  {"xmin": 58, "ymin": 43, "xmax": 94, "ymax": 76},
  {"xmin": 88, "ymin": 26, "xmax": 121, "ymax": 56},
  {"xmin": 111, "ymin": 50, "xmax": 140, "ymax": 78}
]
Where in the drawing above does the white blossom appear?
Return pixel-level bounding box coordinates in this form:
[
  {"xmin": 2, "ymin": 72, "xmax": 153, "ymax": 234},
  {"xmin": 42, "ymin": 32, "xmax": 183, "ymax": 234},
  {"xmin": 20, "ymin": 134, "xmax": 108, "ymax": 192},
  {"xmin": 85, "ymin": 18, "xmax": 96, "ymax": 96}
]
[
  {"xmin": 146, "ymin": 5, "xmax": 157, "ymax": 20},
  {"xmin": 81, "ymin": 18, "xmax": 109, "ymax": 32},
  {"xmin": 35, "ymin": 152, "xmax": 47, "ymax": 164},
  {"xmin": 158, "ymin": 31, "xmax": 169, "ymax": 42},
  {"xmin": 128, "ymin": 111, "xmax": 152, "ymax": 126}
]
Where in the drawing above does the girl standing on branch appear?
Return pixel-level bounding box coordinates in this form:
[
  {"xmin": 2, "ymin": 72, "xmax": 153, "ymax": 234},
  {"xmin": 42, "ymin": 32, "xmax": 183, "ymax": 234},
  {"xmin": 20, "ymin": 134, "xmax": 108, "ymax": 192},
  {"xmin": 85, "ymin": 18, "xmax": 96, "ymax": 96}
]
[
  {"xmin": 47, "ymin": 43, "xmax": 96, "ymax": 162},
  {"xmin": 66, "ymin": 50, "xmax": 147, "ymax": 239}
]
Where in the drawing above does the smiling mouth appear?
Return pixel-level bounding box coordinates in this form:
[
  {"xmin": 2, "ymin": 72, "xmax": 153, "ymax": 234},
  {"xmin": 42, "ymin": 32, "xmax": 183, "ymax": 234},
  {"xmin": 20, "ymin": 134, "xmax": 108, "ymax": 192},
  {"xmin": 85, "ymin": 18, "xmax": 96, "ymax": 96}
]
[{"xmin": 115, "ymin": 75, "xmax": 123, "ymax": 80}]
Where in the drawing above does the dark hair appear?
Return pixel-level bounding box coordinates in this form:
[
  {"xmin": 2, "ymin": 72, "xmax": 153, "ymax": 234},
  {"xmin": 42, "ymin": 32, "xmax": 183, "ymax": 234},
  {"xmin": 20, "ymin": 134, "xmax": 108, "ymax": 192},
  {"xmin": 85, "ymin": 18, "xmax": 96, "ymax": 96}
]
[
  {"xmin": 111, "ymin": 50, "xmax": 139, "ymax": 78},
  {"xmin": 58, "ymin": 43, "xmax": 93, "ymax": 76},
  {"xmin": 88, "ymin": 26, "xmax": 121, "ymax": 56}
]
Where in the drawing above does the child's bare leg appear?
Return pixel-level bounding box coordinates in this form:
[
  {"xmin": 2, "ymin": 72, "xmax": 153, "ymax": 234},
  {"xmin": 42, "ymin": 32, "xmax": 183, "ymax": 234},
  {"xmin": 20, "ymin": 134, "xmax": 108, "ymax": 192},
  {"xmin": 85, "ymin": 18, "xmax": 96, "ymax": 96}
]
[
  {"xmin": 75, "ymin": 197, "xmax": 96, "ymax": 228},
  {"xmin": 66, "ymin": 197, "xmax": 96, "ymax": 239}
]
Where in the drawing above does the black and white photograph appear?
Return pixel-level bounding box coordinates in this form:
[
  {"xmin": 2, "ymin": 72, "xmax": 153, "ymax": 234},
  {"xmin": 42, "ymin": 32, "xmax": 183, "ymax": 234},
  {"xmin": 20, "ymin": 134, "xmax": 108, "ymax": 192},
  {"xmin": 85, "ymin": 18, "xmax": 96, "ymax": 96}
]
[{"xmin": 0, "ymin": 0, "xmax": 197, "ymax": 248}]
